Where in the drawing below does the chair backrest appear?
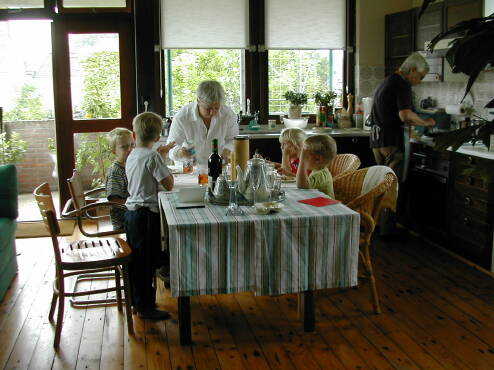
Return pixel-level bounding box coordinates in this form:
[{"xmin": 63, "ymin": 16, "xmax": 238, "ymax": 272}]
[
  {"xmin": 67, "ymin": 169, "xmax": 87, "ymax": 209},
  {"xmin": 333, "ymin": 167, "xmax": 396, "ymax": 230},
  {"xmin": 328, "ymin": 154, "xmax": 361, "ymax": 180},
  {"xmin": 33, "ymin": 183, "xmax": 60, "ymax": 237}
]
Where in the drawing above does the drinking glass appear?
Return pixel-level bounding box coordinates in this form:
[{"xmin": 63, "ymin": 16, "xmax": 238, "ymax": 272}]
[{"xmin": 226, "ymin": 180, "xmax": 244, "ymax": 216}]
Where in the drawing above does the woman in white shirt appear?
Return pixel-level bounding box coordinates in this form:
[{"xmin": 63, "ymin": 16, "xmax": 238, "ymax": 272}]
[{"xmin": 166, "ymin": 80, "xmax": 239, "ymax": 166}]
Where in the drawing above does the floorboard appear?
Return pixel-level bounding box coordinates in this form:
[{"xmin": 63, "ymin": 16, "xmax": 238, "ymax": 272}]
[{"xmin": 1, "ymin": 230, "xmax": 494, "ymax": 369}]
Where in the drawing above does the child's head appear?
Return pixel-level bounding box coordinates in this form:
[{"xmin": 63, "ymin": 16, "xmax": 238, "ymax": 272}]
[
  {"xmin": 302, "ymin": 134, "xmax": 337, "ymax": 170},
  {"xmin": 108, "ymin": 127, "xmax": 134, "ymax": 164},
  {"xmin": 279, "ymin": 128, "xmax": 307, "ymax": 157},
  {"xmin": 132, "ymin": 112, "xmax": 163, "ymax": 145}
]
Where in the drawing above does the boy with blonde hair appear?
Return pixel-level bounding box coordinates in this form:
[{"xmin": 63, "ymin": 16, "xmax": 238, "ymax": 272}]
[
  {"xmin": 106, "ymin": 127, "xmax": 134, "ymax": 230},
  {"xmin": 275, "ymin": 127, "xmax": 307, "ymax": 177},
  {"xmin": 125, "ymin": 112, "xmax": 175, "ymax": 320},
  {"xmin": 296, "ymin": 134, "xmax": 337, "ymax": 198}
]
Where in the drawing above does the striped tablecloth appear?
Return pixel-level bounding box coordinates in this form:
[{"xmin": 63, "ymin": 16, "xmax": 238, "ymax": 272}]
[{"xmin": 159, "ymin": 187, "xmax": 360, "ymax": 297}]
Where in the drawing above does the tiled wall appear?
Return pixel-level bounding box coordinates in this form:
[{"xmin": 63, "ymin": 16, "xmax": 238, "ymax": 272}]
[
  {"xmin": 355, "ymin": 64, "xmax": 494, "ymax": 121},
  {"xmin": 414, "ymin": 71, "xmax": 494, "ymax": 120}
]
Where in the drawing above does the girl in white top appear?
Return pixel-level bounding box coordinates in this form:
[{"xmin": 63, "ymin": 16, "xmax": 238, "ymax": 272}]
[{"xmin": 166, "ymin": 80, "xmax": 239, "ymax": 166}]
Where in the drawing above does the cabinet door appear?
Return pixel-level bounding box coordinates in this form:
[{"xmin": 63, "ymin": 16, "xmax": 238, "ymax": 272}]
[
  {"xmin": 385, "ymin": 10, "xmax": 415, "ymax": 76},
  {"xmin": 415, "ymin": 2, "xmax": 444, "ymax": 51},
  {"xmin": 447, "ymin": 0, "xmax": 483, "ymax": 30},
  {"xmin": 333, "ymin": 136, "xmax": 374, "ymax": 168}
]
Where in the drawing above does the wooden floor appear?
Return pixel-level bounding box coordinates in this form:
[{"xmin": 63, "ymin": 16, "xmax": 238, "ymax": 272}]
[{"xmin": 1, "ymin": 228, "xmax": 494, "ymax": 370}]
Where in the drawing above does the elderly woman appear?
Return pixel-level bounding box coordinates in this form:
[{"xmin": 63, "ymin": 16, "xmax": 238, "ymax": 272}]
[{"xmin": 167, "ymin": 80, "xmax": 238, "ymax": 167}]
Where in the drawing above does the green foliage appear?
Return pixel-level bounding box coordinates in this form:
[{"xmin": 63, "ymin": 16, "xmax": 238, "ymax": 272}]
[
  {"xmin": 169, "ymin": 49, "xmax": 241, "ymax": 114},
  {"xmin": 80, "ymin": 51, "xmax": 121, "ymax": 119},
  {"xmin": 47, "ymin": 137, "xmax": 56, "ymax": 153},
  {"xmin": 75, "ymin": 133, "xmax": 112, "ymax": 188},
  {"xmin": 314, "ymin": 91, "xmax": 338, "ymax": 107},
  {"xmin": 4, "ymin": 83, "xmax": 51, "ymax": 121},
  {"xmin": 283, "ymin": 91, "xmax": 308, "ymax": 106},
  {"xmin": 0, "ymin": 132, "xmax": 27, "ymax": 165}
]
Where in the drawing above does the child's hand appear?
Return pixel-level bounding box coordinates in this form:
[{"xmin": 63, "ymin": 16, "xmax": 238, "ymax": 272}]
[
  {"xmin": 158, "ymin": 141, "xmax": 176, "ymax": 157},
  {"xmin": 277, "ymin": 167, "xmax": 294, "ymax": 177}
]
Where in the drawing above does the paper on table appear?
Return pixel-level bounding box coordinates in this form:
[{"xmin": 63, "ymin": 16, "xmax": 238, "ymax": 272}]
[{"xmin": 298, "ymin": 197, "xmax": 340, "ymax": 207}]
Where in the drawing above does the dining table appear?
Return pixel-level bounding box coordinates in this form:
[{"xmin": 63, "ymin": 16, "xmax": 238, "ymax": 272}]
[{"xmin": 158, "ymin": 172, "xmax": 360, "ymax": 345}]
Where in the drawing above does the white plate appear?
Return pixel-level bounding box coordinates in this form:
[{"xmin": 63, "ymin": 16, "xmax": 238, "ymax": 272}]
[{"xmin": 281, "ymin": 176, "xmax": 296, "ymax": 183}]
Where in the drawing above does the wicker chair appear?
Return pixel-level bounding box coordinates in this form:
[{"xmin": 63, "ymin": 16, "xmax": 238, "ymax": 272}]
[
  {"xmin": 328, "ymin": 153, "xmax": 361, "ymax": 180},
  {"xmin": 333, "ymin": 166, "xmax": 397, "ymax": 314}
]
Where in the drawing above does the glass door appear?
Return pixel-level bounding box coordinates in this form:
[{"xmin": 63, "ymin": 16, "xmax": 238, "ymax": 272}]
[{"xmin": 52, "ymin": 16, "xmax": 136, "ymax": 208}]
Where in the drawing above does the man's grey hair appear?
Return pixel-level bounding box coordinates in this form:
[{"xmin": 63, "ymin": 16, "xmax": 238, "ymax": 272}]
[
  {"xmin": 398, "ymin": 52, "xmax": 429, "ymax": 74},
  {"xmin": 196, "ymin": 80, "xmax": 225, "ymax": 105}
]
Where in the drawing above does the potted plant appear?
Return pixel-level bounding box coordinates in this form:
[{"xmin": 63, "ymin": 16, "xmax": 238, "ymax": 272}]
[
  {"xmin": 0, "ymin": 108, "xmax": 27, "ymax": 165},
  {"xmin": 314, "ymin": 91, "xmax": 338, "ymax": 127},
  {"xmin": 420, "ymin": 2, "xmax": 494, "ymax": 151},
  {"xmin": 75, "ymin": 133, "xmax": 112, "ymax": 189},
  {"xmin": 283, "ymin": 91, "xmax": 308, "ymax": 119}
]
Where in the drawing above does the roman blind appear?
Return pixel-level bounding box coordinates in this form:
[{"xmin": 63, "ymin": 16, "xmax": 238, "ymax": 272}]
[
  {"xmin": 265, "ymin": 0, "xmax": 346, "ymax": 49},
  {"xmin": 161, "ymin": 0, "xmax": 249, "ymax": 49}
]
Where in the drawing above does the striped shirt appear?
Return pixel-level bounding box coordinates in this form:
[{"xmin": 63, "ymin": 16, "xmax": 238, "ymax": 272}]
[{"xmin": 105, "ymin": 161, "xmax": 128, "ymax": 230}]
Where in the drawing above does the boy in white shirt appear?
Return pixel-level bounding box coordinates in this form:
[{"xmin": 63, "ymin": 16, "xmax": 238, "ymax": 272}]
[{"xmin": 125, "ymin": 112, "xmax": 175, "ymax": 320}]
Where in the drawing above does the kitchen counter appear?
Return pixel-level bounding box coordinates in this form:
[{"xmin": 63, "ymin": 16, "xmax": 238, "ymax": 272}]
[
  {"xmin": 411, "ymin": 136, "xmax": 494, "ymax": 161},
  {"xmin": 237, "ymin": 125, "xmax": 370, "ymax": 139}
]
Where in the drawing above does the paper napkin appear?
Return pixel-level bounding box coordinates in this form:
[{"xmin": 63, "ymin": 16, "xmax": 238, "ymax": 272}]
[{"xmin": 298, "ymin": 197, "xmax": 340, "ymax": 207}]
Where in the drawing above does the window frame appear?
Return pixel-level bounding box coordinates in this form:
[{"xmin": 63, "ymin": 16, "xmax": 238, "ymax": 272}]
[{"xmin": 160, "ymin": 0, "xmax": 354, "ymax": 125}]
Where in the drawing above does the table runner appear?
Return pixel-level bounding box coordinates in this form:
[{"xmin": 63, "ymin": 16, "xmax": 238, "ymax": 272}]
[{"xmin": 159, "ymin": 188, "xmax": 359, "ymax": 297}]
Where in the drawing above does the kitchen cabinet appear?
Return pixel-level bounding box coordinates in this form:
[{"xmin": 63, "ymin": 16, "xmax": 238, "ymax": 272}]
[
  {"xmin": 448, "ymin": 152, "xmax": 494, "ymax": 269},
  {"xmin": 385, "ymin": 9, "xmax": 415, "ymax": 76},
  {"xmin": 415, "ymin": 2, "xmax": 444, "ymax": 51},
  {"xmin": 447, "ymin": 0, "xmax": 483, "ymax": 31},
  {"xmin": 333, "ymin": 136, "xmax": 375, "ymax": 168}
]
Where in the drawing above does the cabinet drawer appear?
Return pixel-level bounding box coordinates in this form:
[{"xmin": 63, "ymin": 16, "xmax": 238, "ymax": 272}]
[
  {"xmin": 454, "ymin": 173, "xmax": 490, "ymax": 192},
  {"xmin": 450, "ymin": 212, "xmax": 491, "ymax": 244},
  {"xmin": 453, "ymin": 183, "xmax": 491, "ymax": 216}
]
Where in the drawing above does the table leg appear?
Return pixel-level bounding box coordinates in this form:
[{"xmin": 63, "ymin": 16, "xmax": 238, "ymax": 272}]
[
  {"xmin": 178, "ymin": 296, "xmax": 191, "ymax": 345},
  {"xmin": 301, "ymin": 290, "xmax": 315, "ymax": 332}
]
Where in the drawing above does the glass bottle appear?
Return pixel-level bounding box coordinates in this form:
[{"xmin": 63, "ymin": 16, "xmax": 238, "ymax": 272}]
[{"xmin": 208, "ymin": 138, "xmax": 222, "ymax": 191}]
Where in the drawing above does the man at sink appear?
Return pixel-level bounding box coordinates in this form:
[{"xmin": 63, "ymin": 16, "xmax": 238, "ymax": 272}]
[
  {"xmin": 166, "ymin": 80, "xmax": 238, "ymax": 166},
  {"xmin": 369, "ymin": 52, "xmax": 435, "ymax": 178}
]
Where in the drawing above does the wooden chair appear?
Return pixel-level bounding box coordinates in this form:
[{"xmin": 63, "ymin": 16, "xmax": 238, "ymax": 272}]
[
  {"xmin": 64, "ymin": 169, "xmax": 125, "ymax": 237},
  {"xmin": 333, "ymin": 166, "xmax": 397, "ymax": 314},
  {"xmin": 328, "ymin": 153, "xmax": 361, "ymax": 180},
  {"xmin": 33, "ymin": 183, "xmax": 134, "ymax": 348}
]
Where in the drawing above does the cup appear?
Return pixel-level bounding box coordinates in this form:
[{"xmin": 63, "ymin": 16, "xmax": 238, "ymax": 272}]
[
  {"xmin": 197, "ymin": 165, "xmax": 208, "ymax": 185},
  {"xmin": 183, "ymin": 159, "xmax": 193, "ymax": 174},
  {"xmin": 268, "ymin": 119, "xmax": 276, "ymax": 129}
]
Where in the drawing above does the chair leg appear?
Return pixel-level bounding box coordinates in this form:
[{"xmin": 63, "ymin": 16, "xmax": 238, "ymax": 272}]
[
  {"xmin": 121, "ymin": 264, "xmax": 134, "ymax": 335},
  {"xmin": 49, "ymin": 292, "xmax": 57, "ymax": 322},
  {"xmin": 115, "ymin": 267, "xmax": 122, "ymax": 312},
  {"xmin": 54, "ymin": 286, "xmax": 65, "ymax": 348},
  {"xmin": 363, "ymin": 244, "xmax": 381, "ymax": 314}
]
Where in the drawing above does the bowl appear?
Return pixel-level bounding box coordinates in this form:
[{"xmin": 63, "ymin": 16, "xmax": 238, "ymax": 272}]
[
  {"xmin": 254, "ymin": 201, "xmax": 284, "ymax": 214},
  {"xmin": 283, "ymin": 117, "xmax": 308, "ymax": 129}
]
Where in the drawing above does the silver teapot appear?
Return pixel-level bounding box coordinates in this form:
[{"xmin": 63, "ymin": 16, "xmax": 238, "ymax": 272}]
[{"xmin": 242, "ymin": 156, "xmax": 270, "ymax": 202}]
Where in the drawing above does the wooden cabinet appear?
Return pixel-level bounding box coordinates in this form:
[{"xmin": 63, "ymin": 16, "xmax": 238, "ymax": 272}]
[
  {"xmin": 333, "ymin": 136, "xmax": 375, "ymax": 168},
  {"xmin": 447, "ymin": 0, "xmax": 483, "ymax": 30},
  {"xmin": 448, "ymin": 152, "xmax": 494, "ymax": 269},
  {"xmin": 415, "ymin": 2, "xmax": 444, "ymax": 51},
  {"xmin": 385, "ymin": 9, "xmax": 415, "ymax": 76}
]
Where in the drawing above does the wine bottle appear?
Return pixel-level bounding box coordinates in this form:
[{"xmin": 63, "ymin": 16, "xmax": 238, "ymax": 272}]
[{"xmin": 208, "ymin": 138, "xmax": 222, "ymax": 191}]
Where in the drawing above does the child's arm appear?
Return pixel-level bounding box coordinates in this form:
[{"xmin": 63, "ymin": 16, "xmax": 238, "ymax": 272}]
[
  {"xmin": 296, "ymin": 149, "xmax": 310, "ymax": 189},
  {"xmin": 160, "ymin": 174, "xmax": 174, "ymax": 191}
]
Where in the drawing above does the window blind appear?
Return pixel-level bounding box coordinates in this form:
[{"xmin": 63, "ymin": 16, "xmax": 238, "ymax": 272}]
[
  {"xmin": 161, "ymin": 0, "xmax": 249, "ymax": 49},
  {"xmin": 265, "ymin": 0, "xmax": 346, "ymax": 49}
]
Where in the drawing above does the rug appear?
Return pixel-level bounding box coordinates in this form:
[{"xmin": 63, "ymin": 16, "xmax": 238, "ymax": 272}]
[{"xmin": 16, "ymin": 220, "xmax": 76, "ymax": 239}]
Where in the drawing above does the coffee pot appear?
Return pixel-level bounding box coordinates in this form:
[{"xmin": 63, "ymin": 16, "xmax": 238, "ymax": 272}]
[{"xmin": 242, "ymin": 156, "xmax": 270, "ymax": 202}]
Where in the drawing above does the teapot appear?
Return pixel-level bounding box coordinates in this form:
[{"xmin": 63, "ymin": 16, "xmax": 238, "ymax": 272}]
[{"xmin": 242, "ymin": 156, "xmax": 271, "ymax": 202}]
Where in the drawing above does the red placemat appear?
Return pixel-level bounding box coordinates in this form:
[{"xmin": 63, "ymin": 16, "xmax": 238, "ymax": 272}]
[{"xmin": 298, "ymin": 197, "xmax": 340, "ymax": 207}]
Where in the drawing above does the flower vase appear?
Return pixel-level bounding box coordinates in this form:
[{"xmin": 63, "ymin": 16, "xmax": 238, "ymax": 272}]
[{"xmin": 288, "ymin": 105, "xmax": 302, "ymax": 119}]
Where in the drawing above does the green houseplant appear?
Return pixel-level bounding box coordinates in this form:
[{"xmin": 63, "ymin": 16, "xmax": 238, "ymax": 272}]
[
  {"xmin": 314, "ymin": 91, "xmax": 338, "ymax": 126},
  {"xmin": 283, "ymin": 91, "xmax": 308, "ymax": 119},
  {"xmin": 419, "ymin": 1, "xmax": 494, "ymax": 151},
  {"xmin": 75, "ymin": 133, "xmax": 112, "ymax": 189}
]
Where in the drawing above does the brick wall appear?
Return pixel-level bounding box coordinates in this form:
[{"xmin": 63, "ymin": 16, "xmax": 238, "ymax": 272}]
[{"xmin": 4, "ymin": 120, "xmax": 58, "ymax": 194}]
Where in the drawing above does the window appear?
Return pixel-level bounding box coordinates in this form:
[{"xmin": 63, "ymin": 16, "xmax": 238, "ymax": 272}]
[
  {"xmin": 160, "ymin": 0, "xmax": 348, "ymax": 119},
  {"xmin": 0, "ymin": 1, "xmax": 43, "ymax": 9},
  {"xmin": 68, "ymin": 33, "xmax": 121, "ymax": 119},
  {"xmin": 268, "ymin": 49, "xmax": 344, "ymax": 115},
  {"xmin": 164, "ymin": 49, "xmax": 244, "ymax": 115}
]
